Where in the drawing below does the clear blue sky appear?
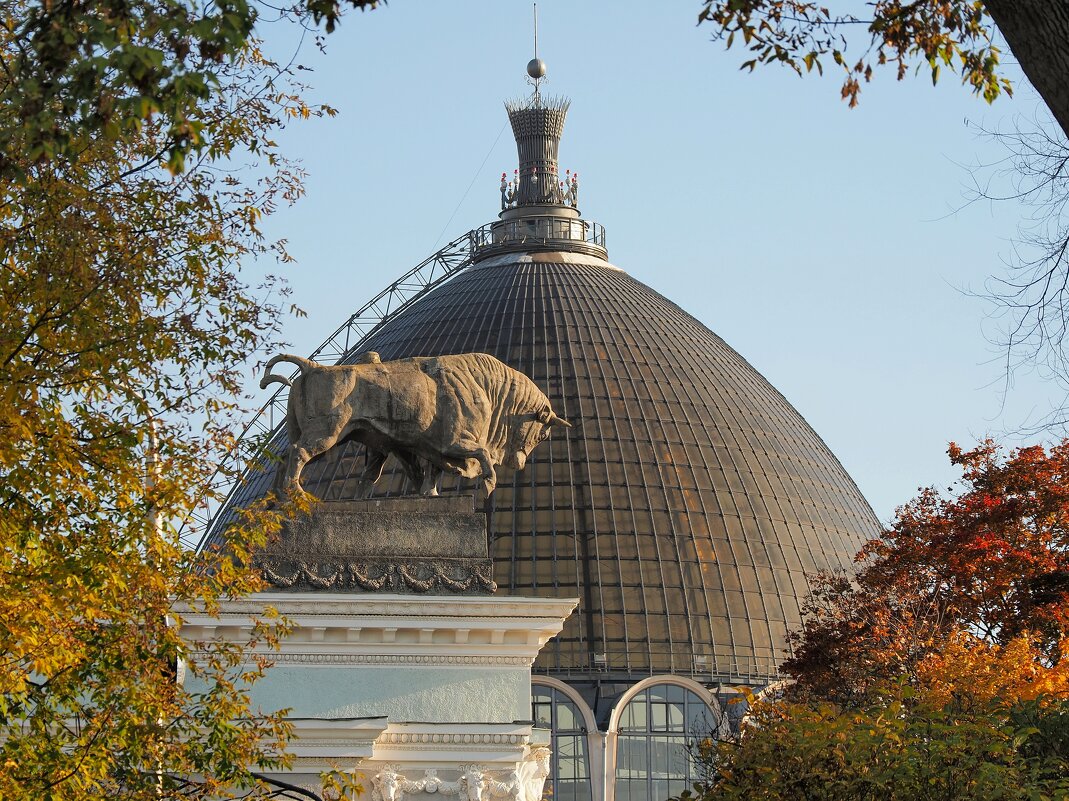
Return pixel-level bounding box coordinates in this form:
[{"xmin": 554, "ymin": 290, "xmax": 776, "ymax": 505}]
[{"xmin": 249, "ymin": 0, "xmax": 1058, "ymax": 523}]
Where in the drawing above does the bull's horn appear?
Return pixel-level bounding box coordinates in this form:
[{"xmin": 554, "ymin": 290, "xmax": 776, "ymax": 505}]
[{"xmin": 548, "ymin": 413, "xmax": 572, "ymax": 428}]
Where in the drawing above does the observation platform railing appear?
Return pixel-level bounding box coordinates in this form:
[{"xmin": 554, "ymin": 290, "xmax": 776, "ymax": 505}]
[{"xmin": 470, "ymin": 217, "xmax": 607, "ymax": 261}]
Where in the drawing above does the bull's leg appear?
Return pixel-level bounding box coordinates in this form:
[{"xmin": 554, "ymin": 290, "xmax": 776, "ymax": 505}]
[
  {"xmin": 360, "ymin": 449, "xmax": 389, "ymax": 483},
  {"xmin": 394, "ymin": 450, "xmax": 426, "ymax": 495},
  {"xmin": 419, "ymin": 465, "xmax": 443, "ymax": 496},
  {"xmin": 276, "ymin": 443, "xmax": 308, "ymax": 497},
  {"xmin": 280, "ymin": 430, "xmax": 344, "ymax": 498},
  {"xmin": 354, "ymin": 448, "xmax": 389, "ymax": 498},
  {"xmin": 482, "ymin": 466, "xmax": 498, "ymax": 496},
  {"xmin": 274, "ymin": 442, "xmax": 303, "ymax": 495},
  {"xmin": 444, "ymin": 442, "xmax": 497, "ymax": 495},
  {"xmin": 269, "ymin": 390, "xmax": 304, "ymax": 502}
]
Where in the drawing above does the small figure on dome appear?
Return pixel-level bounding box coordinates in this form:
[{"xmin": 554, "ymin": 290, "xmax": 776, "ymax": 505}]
[{"xmin": 566, "ymin": 170, "xmax": 579, "ymax": 208}]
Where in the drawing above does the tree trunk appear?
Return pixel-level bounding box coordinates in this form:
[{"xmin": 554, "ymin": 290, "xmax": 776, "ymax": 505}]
[{"xmin": 984, "ymin": 0, "xmax": 1069, "ymax": 140}]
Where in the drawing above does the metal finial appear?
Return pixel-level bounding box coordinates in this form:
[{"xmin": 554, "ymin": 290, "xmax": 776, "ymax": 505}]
[{"xmin": 526, "ymin": 4, "xmax": 546, "ymax": 94}]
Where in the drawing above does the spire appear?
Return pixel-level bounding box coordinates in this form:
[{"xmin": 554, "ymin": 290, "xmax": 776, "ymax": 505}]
[
  {"xmin": 499, "ymin": 5, "xmax": 578, "ymax": 215},
  {"xmin": 529, "ymin": 2, "xmax": 545, "ymax": 100},
  {"xmin": 503, "ymin": 94, "xmax": 573, "ymax": 209},
  {"xmin": 473, "ymin": 8, "xmax": 606, "ymax": 264}
]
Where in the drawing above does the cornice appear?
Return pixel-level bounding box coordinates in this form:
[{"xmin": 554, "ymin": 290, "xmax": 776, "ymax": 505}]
[
  {"xmin": 176, "ymin": 592, "xmax": 578, "ymax": 621},
  {"xmin": 189, "ymin": 652, "xmax": 535, "ymax": 667},
  {"xmin": 177, "ymin": 594, "xmax": 576, "ymax": 662}
]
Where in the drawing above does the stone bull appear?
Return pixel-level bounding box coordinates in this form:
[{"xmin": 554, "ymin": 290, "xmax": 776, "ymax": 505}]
[{"xmin": 260, "ymin": 351, "xmax": 571, "ymax": 497}]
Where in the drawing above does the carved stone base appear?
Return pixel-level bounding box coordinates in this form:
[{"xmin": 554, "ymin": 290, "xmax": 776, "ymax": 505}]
[
  {"xmin": 368, "ymin": 742, "xmax": 551, "ymax": 801},
  {"xmin": 258, "ymin": 495, "xmax": 496, "ymax": 594},
  {"xmin": 258, "ymin": 556, "xmax": 495, "ymax": 593}
]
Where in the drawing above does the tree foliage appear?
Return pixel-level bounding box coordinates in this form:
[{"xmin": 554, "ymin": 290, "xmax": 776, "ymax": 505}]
[
  {"xmin": 697, "ymin": 1, "xmax": 1010, "ymax": 109},
  {"xmin": 0, "ymin": 0, "xmax": 341, "ymax": 796},
  {"xmin": 784, "ymin": 439, "xmax": 1069, "ymax": 698},
  {"xmin": 0, "ymin": 0, "xmax": 380, "ymax": 174},
  {"xmin": 673, "ymin": 441, "xmax": 1069, "ymax": 801},
  {"xmin": 688, "ymin": 657, "xmax": 1069, "ymax": 800}
]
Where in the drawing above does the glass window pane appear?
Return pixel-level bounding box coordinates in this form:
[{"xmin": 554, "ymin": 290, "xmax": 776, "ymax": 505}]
[
  {"xmin": 532, "ymin": 685, "xmax": 592, "ymax": 801},
  {"xmin": 557, "ymin": 701, "xmax": 578, "ymax": 731},
  {"xmin": 558, "ymin": 756, "xmax": 577, "ymax": 779},
  {"xmin": 648, "ymin": 685, "xmax": 670, "ymax": 702},
  {"xmin": 667, "ymin": 701, "xmax": 685, "ymax": 732},
  {"xmin": 688, "ymin": 700, "xmax": 714, "ymax": 733},
  {"xmin": 616, "ymin": 736, "xmax": 646, "ymax": 778},
  {"xmin": 621, "ymin": 698, "xmax": 647, "ymax": 731},
  {"xmin": 558, "ymin": 736, "xmax": 579, "ymax": 760},
  {"xmin": 669, "ymin": 737, "xmax": 688, "ymax": 775},
  {"xmin": 650, "ymin": 701, "xmax": 668, "ymax": 732},
  {"xmin": 533, "ymin": 700, "xmax": 552, "ymax": 728},
  {"xmin": 557, "ymin": 782, "xmax": 580, "ymax": 801},
  {"xmin": 615, "ymin": 683, "xmax": 718, "ymax": 801}
]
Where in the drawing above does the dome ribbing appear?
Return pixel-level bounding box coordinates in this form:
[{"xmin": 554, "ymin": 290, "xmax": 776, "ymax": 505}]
[
  {"xmin": 215, "ymin": 64, "xmax": 880, "ymax": 685},
  {"xmin": 275, "ymin": 250, "xmax": 880, "ymax": 682}
]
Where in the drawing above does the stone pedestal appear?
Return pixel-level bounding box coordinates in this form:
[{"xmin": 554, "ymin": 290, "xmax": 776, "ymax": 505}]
[
  {"xmin": 184, "ymin": 496, "xmax": 576, "ymax": 799},
  {"xmin": 256, "ymin": 496, "xmax": 496, "ymax": 594}
]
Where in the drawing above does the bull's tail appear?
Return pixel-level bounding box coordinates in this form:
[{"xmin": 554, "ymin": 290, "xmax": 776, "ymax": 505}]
[{"xmin": 260, "ymin": 353, "xmax": 321, "ymax": 390}]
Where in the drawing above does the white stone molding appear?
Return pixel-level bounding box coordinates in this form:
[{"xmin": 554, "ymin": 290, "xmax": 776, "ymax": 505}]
[
  {"xmin": 194, "ymin": 653, "xmax": 533, "ymax": 668},
  {"xmin": 377, "ymin": 732, "xmax": 528, "ymax": 747},
  {"xmin": 278, "ymin": 717, "xmax": 389, "ymax": 775},
  {"xmin": 370, "ymin": 723, "xmax": 534, "ymax": 766},
  {"xmin": 177, "ymin": 593, "xmax": 577, "ymax": 667}
]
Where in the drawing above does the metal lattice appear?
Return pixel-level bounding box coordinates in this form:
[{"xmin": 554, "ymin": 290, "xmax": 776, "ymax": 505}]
[{"xmin": 185, "ymin": 229, "xmax": 477, "ymax": 551}]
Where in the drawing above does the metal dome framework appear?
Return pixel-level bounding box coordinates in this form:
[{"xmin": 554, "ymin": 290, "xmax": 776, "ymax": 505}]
[
  {"xmin": 200, "ymin": 64, "xmax": 880, "ymax": 690},
  {"xmin": 208, "ymin": 248, "xmax": 880, "ymax": 685}
]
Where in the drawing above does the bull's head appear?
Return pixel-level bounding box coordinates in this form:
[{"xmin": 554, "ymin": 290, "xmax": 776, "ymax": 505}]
[{"xmin": 506, "ymin": 404, "xmax": 571, "ymax": 470}]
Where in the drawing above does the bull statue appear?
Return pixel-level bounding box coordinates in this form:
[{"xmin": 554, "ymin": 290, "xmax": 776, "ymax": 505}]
[{"xmin": 261, "ymin": 351, "xmax": 571, "ymax": 497}]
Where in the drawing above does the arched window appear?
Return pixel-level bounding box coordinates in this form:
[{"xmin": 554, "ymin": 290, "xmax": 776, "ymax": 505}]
[
  {"xmin": 531, "ymin": 684, "xmax": 593, "ymax": 801},
  {"xmin": 614, "ymin": 683, "xmax": 716, "ymax": 801}
]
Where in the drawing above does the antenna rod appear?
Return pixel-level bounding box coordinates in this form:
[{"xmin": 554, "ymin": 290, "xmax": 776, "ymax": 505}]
[{"xmin": 533, "ymin": 3, "xmax": 538, "ymax": 59}]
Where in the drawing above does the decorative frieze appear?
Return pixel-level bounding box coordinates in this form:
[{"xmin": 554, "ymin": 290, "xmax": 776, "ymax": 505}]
[
  {"xmin": 377, "ymin": 732, "xmax": 529, "ymax": 746},
  {"xmin": 230, "ymin": 653, "xmax": 533, "ymax": 668},
  {"xmin": 370, "ymin": 748, "xmax": 550, "ymax": 801},
  {"xmin": 257, "ymin": 557, "xmax": 497, "ymax": 594}
]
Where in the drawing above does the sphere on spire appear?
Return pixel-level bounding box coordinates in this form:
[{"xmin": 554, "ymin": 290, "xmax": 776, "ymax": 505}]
[{"xmin": 527, "ymin": 58, "xmax": 546, "ymax": 79}]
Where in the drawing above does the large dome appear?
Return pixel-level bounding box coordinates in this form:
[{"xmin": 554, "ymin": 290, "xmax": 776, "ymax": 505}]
[
  {"xmin": 215, "ymin": 87, "xmax": 881, "ymax": 690},
  {"xmin": 231, "ymin": 247, "xmax": 880, "ymax": 684}
]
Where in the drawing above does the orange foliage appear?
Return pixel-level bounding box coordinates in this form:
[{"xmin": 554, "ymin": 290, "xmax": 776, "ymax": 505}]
[
  {"xmin": 785, "ymin": 440, "xmax": 1069, "ymax": 700},
  {"xmin": 919, "ymin": 633, "xmax": 1069, "ymax": 710}
]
